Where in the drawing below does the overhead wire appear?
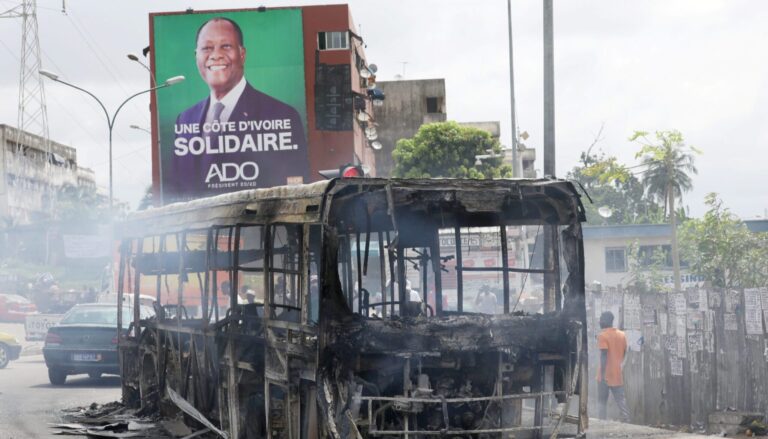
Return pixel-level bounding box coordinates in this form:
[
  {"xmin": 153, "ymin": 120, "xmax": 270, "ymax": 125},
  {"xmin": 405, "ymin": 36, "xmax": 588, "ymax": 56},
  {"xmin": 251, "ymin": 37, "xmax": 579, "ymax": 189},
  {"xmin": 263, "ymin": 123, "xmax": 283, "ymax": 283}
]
[{"xmin": 63, "ymin": 8, "xmax": 151, "ymax": 126}]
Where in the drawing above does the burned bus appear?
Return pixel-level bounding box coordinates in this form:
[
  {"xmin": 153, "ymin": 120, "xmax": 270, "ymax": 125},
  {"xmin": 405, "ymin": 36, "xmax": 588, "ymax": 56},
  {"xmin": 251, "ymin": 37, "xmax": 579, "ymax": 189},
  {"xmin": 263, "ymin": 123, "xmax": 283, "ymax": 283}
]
[{"xmin": 117, "ymin": 178, "xmax": 588, "ymax": 438}]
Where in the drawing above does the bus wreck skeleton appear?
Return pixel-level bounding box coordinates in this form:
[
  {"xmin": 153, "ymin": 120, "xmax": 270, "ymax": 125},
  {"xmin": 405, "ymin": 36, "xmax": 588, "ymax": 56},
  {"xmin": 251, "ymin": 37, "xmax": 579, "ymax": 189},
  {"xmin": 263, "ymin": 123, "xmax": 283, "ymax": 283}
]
[{"xmin": 116, "ymin": 178, "xmax": 588, "ymax": 438}]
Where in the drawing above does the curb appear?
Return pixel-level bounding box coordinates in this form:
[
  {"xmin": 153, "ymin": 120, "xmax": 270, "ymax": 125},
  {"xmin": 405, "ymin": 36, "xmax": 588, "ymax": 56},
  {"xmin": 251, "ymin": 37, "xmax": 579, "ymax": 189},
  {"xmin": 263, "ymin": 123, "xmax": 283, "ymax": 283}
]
[{"xmin": 21, "ymin": 344, "xmax": 42, "ymax": 357}]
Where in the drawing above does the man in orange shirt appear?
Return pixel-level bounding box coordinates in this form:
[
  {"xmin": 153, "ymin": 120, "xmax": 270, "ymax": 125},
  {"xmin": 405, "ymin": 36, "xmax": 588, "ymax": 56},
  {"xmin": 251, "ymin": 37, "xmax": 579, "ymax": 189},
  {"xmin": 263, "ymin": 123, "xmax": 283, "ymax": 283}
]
[{"xmin": 596, "ymin": 311, "xmax": 630, "ymax": 421}]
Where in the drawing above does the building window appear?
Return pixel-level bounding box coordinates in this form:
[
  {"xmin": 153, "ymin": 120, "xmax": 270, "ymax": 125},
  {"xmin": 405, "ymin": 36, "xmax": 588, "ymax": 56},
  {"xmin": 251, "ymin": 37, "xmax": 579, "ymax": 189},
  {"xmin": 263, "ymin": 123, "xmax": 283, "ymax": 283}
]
[
  {"xmin": 318, "ymin": 31, "xmax": 349, "ymax": 50},
  {"xmin": 605, "ymin": 247, "xmax": 627, "ymax": 272},
  {"xmin": 426, "ymin": 97, "xmax": 439, "ymax": 113}
]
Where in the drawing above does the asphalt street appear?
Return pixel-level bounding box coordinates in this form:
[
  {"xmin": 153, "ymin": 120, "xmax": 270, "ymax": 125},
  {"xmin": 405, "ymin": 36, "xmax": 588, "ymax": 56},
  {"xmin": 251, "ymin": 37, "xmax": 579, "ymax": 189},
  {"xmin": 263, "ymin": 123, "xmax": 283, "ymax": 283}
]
[
  {"xmin": 0, "ymin": 322, "xmax": 727, "ymax": 438},
  {"xmin": 0, "ymin": 322, "xmax": 121, "ymax": 439}
]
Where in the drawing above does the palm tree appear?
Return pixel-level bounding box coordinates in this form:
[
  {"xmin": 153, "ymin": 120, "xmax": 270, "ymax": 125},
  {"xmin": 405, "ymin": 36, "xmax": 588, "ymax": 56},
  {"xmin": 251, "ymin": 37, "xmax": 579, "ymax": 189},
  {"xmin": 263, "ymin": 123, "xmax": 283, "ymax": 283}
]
[{"xmin": 632, "ymin": 130, "xmax": 699, "ymax": 292}]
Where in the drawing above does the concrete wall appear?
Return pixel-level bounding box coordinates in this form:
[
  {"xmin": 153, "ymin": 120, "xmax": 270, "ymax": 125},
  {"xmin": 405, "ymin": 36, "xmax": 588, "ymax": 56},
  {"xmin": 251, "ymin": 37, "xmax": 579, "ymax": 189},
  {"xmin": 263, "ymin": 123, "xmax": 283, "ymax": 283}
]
[{"xmin": 374, "ymin": 79, "xmax": 446, "ymax": 176}]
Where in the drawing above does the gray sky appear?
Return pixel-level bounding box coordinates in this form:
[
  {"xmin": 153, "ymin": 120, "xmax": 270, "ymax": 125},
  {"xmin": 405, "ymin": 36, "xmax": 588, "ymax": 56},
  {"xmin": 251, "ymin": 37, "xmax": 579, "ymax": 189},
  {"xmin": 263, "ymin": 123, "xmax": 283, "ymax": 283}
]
[{"xmin": 0, "ymin": 0, "xmax": 765, "ymax": 218}]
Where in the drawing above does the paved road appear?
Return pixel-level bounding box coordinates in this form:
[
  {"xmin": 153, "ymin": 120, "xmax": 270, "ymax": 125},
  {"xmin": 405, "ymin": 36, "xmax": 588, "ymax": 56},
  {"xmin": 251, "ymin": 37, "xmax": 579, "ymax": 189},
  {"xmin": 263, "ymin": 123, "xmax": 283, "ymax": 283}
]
[
  {"xmin": 0, "ymin": 323, "xmax": 121, "ymax": 439},
  {"xmin": 0, "ymin": 322, "xmax": 726, "ymax": 439}
]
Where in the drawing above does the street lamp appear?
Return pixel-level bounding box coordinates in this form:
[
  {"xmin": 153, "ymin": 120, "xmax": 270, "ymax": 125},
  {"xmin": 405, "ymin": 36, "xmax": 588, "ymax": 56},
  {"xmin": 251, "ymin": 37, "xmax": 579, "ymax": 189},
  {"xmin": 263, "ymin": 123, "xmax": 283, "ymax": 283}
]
[
  {"xmin": 129, "ymin": 124, "xmax": 151, "ymax": 135},
  {"xmin": 39, "ymin": 69, "xmax": 184, "ymax": 210},
  {"xmin": 128, "ymin": 52, "xmax": 167, "ymax": 205}
]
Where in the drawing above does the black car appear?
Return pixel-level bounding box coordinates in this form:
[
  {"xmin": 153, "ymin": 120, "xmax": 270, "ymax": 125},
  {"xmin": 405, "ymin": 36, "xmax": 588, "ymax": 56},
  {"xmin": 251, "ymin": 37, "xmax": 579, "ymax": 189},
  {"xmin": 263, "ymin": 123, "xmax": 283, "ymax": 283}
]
[{"xmin": 42, "ymin": 303, "xmax": 153, "ymax": 385}]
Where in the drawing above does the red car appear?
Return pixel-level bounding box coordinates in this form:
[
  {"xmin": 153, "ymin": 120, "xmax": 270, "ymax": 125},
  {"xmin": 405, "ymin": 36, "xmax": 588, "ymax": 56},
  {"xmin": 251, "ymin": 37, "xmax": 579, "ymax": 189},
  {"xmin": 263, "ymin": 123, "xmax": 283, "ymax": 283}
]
[{"xmin": 0, "ymin": 294, "xmax": 38, "ymax": 322}]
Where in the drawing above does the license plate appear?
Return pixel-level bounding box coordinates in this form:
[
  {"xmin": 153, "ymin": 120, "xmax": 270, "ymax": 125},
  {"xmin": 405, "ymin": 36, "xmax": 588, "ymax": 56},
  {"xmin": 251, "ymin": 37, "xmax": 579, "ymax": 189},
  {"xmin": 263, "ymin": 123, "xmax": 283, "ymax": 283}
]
[{"xmin": 72, "ymin": 353, "xmax": 101, "ymax": 362}]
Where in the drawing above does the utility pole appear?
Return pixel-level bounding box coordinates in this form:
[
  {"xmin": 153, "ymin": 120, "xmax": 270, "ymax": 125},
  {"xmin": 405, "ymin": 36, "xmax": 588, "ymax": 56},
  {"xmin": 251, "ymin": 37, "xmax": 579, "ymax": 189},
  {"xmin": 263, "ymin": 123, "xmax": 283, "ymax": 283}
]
[
  {"xmin": 507, "ymin": 0, "xmax": 520, "ymax": 178},
  {"xmin": 543, "ymin": 0, "xmax": 555, "ymax": 177},
  {"xmin": 542, "ymin": 0, "xmax": 556, "ymax": 313}
]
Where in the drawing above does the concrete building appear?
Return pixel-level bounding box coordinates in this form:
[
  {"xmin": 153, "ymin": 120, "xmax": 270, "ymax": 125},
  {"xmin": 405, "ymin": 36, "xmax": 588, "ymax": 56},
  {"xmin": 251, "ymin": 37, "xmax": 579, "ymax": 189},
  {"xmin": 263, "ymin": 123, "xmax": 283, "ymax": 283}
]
[
  {"xmin": 372, "ymin": 79, "xmax": 447, "ymax": 176},
  {"xmin": 582, "ymin": 219, "xmax": 768, "ymax": 289},
  {"xmin": 373, "ymin": 79, "xmax": 536, "ymax": 178},
  {"xmin": 0, "ymin": 124, "xmax": 79, "ymax": 226}
]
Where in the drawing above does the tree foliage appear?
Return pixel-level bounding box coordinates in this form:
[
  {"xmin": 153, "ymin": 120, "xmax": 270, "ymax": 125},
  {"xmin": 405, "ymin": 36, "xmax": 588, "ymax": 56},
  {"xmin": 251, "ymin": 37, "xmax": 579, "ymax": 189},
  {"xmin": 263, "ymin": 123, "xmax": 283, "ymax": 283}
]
[
  {"xmin": 680, "ymin": 193, "xmax": 768, "ymax": 289},
  {"xmin": 632, "ymin": 129, "xmax": 699, "ymax": 292},
  {"xmin": 392, "ymin": 121, "xmax": 513, "ymax": 179},
  {"xmin": 631, "ymin": 130, "xmax": 700, "ymax": 216},
  {"xmin": 567, "ymin": 150, "xmax": 663, "ymax": 225}
]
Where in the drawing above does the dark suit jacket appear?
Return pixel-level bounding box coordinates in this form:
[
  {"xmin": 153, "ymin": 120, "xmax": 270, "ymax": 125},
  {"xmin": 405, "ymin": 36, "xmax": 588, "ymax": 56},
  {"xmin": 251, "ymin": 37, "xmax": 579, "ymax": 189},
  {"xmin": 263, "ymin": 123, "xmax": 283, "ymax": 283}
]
[{"xmin": 167, "ymin": 82, "xmax": 308, "ymax": 201}]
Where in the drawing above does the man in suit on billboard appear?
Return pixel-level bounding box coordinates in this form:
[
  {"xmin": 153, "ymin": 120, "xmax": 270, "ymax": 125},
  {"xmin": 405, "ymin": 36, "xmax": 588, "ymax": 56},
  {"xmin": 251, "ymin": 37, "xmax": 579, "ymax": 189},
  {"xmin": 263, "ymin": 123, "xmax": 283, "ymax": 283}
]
[{"xmin": 170, "ymin": 16, "xmax": 308, "ymax": 200}]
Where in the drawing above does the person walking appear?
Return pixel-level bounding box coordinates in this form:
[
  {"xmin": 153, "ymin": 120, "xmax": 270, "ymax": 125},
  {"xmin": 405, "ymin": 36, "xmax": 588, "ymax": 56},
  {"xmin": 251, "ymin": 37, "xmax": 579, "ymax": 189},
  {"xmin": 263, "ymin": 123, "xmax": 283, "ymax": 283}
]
[{"xmin": 596, "ymin": 311, "xmax": 630, "ymax": 422}]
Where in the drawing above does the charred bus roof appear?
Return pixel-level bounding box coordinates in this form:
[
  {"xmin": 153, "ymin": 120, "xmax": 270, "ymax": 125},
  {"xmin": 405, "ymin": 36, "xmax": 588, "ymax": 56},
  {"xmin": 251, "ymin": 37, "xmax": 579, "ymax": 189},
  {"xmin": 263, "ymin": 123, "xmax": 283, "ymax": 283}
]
[{"xmin": 120, "ymin": 178, "xmax": 586, "ymax": 236}]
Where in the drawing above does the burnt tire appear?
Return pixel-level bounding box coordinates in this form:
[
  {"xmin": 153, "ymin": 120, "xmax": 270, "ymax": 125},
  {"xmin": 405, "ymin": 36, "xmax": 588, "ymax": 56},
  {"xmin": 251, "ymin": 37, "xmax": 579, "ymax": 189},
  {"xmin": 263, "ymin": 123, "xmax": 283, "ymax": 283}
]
[
  {"xmin": 88, "ymin": 371, "xmax": 102, "ymax": 379},
  {"xmin": 48, "ymin": 367, "xmax": 67, "ymax": 385},
  {"xmin": 0, "ymin": 344, "xmax": 9, "ymax": 369}
]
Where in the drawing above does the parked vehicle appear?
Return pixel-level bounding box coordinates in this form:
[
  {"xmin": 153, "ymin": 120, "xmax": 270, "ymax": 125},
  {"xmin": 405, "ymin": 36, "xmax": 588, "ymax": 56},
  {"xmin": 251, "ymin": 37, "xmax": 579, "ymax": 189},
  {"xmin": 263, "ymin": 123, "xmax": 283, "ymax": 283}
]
[
  {"xmin": 0, "ymin": 294, "xmax": 38, "ymax": 322},
  {"xmin": 43, "ymin": 303, "xmax": 153, "ymax": 385},
  {"xmin": 0, "ymin": 331, "xmax": 22, "ymax": 368}
]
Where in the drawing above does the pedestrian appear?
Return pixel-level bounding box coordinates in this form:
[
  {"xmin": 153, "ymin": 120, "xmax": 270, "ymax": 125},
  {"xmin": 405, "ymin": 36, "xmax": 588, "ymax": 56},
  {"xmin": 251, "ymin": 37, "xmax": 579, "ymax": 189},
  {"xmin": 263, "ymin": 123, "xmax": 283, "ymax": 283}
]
[
  {"xmin": 596, "ymin": 311, "xmax": 630, "ymax": 422},
  {"xmin": 474, "ymin": 285, "xmax": 497, "ymax": 314}
]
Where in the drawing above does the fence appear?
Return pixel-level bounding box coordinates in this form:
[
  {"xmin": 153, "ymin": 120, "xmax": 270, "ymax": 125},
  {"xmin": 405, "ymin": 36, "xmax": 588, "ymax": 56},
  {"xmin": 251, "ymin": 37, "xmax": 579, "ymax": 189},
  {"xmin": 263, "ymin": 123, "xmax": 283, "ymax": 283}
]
[{"xmin": 586, "ymin": 286, "xmax": 768, "ymax": 427}]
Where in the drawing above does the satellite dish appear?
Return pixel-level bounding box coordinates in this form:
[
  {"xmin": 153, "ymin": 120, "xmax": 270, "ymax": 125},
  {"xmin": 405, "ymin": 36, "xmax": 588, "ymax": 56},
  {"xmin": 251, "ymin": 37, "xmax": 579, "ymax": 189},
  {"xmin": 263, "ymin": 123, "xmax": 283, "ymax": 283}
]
[
  {"xmin": 367, "ymin": 81, "xmax": 377, "ymax": 90},
  {"xmin": 365, "ymin": 126, "xmax": 378, "ymax": 141},
  {"xmin": 598, "ymin": 206, "xmax": 613, "ymax": 218},
  {"xmin": 360, "ymin": 67, "xmax": 372, "ymax": 79},
  {"xmin": 368, "ymin": 63, "xmax": 378, "ymax": 74},
  {"xmin": 370, "ymin": 141, "xmax": 383, "ymax": 150}
]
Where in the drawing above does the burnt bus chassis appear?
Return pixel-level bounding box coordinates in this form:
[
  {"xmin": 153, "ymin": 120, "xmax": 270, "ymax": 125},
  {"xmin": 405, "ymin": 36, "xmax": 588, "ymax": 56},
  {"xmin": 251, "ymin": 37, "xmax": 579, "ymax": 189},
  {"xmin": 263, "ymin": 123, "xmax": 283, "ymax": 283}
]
[{"xmin": 117, "ymin": 178, "xmax": 588, "ymax": 439}]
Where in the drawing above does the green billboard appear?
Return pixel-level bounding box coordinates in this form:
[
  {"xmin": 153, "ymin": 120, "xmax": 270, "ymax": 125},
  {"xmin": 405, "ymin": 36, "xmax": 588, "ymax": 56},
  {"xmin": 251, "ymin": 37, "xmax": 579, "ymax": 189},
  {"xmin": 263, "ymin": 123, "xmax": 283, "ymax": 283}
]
[{"xmin": 151, "ymin": 8, "xmax": 309, "ymax": 201}]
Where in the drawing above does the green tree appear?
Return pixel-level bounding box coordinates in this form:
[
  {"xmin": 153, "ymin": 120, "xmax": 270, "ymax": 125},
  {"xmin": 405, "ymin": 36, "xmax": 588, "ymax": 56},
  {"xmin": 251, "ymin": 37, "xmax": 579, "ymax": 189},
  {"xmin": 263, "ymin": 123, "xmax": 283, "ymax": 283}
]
[
  {"xmin": 680, "ymin": 193, "xmax": 768, "ymax": 289},
  {"xmin": 567, "ymin": 150, "xmax": 664, "ymax": 225},
  {"xmin": 392, "ymin": 121, "xmax": 513, "ymax": 178},
  {"xmin": 631, "ymin": 130, "xmax": 699, "ymax": 292}
]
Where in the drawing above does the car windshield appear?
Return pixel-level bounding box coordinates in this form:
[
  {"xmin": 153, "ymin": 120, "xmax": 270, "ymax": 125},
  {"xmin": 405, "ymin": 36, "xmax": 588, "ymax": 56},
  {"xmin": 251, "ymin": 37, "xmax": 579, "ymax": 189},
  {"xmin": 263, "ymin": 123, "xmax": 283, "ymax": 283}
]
[{"xmin": 60, "ymin": 306, "xmax": 133, "ymax": 326}]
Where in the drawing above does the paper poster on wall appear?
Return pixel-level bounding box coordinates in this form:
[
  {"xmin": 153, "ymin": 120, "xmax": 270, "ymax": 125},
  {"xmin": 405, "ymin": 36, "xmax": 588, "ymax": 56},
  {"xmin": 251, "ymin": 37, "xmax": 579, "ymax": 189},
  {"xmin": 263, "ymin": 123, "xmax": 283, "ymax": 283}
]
[
  {"xmin": 709, "ymin": 290, "xmax": 722, "ymax": 309},
  {"xmin": 623, "ymin": 295, "xmax": 641, "ymax": 330},
  {"xmin": 704, "ymin": 332, "xmax": 715, "ymax": 353},
  {"xmin": 670, "ymin": 357, "xmax": 684, "ymax": 376},
  {"xmin": 677, "ymin": 336, "xmax": 687, "ymax": 359},
  {"xmin": 625, "ymin": 329, "xmax": 643, "ymax": 352},
  {"xmin": 664, "ymin": 335, "xmax": 678, "ymax": 354},
  {"xmin": 760, "ymin": 287, "xmax": 768, "ymax": 311},
  {"xmin": 687, "ymin": 289, "xmax": 700, "ymax": 308},
  {"xmin": 744, "ymin": 288, "xmax": 763, "ymax": 335},
  {"xmin": 676, "ymin": 314, "xmax": 687, "ymax": 340},
  {"xmin": 642, "ymin": 305, "xmax": 657, "ymax": 325},
  {"xmin": 704, "ymin": 310, "xmax": 715, "ymax": 333},
  {"xmin": 724, "ymin": 313, "xmax": 738, "ymax": 331},
  {"xmin": 687, "ymin": 333, "xmax": 703, "ymax": 353},
  {"xmin": 659, "ymin": 312, "xmax": 668, "ymax": 335},
  {"xmin": 673, "ymin": 293, "xmax": 687, "ymax": 315}
]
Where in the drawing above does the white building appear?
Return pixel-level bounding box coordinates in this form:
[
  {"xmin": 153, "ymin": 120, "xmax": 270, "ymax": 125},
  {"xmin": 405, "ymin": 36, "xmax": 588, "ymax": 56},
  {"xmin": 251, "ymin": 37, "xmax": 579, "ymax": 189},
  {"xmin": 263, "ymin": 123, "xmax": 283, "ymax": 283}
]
[
  {"xmin": 583, "ymin": 220, "xmax": 768, "ymax": 290},
  {"xmin": 0, "ymin": 124, "xmax": 80, "ymax": 226}
]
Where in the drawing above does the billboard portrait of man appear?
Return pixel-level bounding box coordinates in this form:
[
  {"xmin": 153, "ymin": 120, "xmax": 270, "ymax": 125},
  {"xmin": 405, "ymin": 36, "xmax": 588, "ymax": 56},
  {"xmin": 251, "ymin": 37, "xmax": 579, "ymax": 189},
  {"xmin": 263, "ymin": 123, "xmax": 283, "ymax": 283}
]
[{"xmin": 152, "ymin": 9, "xmax": 310, "ymax": 201}]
